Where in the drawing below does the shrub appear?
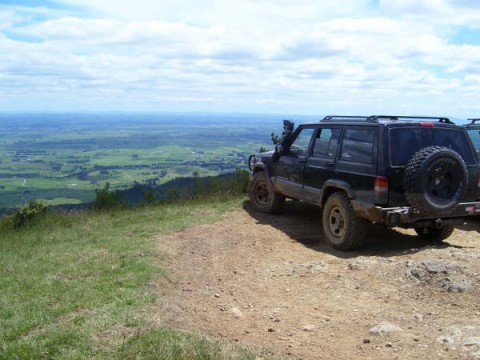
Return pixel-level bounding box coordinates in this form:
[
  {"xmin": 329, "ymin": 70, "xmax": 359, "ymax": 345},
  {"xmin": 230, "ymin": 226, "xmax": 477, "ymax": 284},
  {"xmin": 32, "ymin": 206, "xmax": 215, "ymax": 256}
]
[
  {"xmin": 10, "ymin": 200, "xmax": 48, "ymax": 229},
  {"xmin": 142, "ymin": 188, "xmax": 157, "ymax": 205},
  {"xmin": 92, "ymin": 182, "xmax": 126, "ymax": 210},
  {"xmin": 164, "ymin": 186, "xmax": 181, "ymax": 203},
  {"xmin": 195, "ymin": 168, "xmax": 250, "ymax": 199},
  {"xmin": 233, "ymin": 168, "xmax": 250, "ymax": 194}
]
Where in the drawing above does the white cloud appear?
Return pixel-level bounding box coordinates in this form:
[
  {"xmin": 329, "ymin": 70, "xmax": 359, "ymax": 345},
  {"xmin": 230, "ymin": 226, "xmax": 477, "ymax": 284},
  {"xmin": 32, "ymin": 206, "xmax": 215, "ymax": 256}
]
[
  {"xmin": 0, "ymin": 1, "xmax": 480, "ymax": 116},
  {"xmin": 379, "ymin": 0, "xmax": 480, "ymax": 28},
  {"xmin": 53, "ymin": 0, "xmax": 373, "ymax": 24}
]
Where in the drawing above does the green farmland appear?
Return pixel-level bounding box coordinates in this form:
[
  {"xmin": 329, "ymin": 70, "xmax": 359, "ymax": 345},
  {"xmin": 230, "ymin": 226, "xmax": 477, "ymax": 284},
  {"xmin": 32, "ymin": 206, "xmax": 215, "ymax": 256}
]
[{"xmin": 0, "ymin": 113, "xmax": 308, "ymax": 210}]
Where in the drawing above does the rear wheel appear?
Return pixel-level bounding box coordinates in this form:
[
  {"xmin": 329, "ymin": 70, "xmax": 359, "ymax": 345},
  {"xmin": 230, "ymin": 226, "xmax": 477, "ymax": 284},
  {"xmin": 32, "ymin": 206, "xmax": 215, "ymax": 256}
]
[
  {"xmin": 414, "ymin": 224, "xmax": 454, "ymax": 242},
  {"xmin": 322, "ymin": 192, "xmax": 366, "ymax": 250},
  {"xmin": 248, "ymin": 172, "xmax": 285, "ymax": 213}
]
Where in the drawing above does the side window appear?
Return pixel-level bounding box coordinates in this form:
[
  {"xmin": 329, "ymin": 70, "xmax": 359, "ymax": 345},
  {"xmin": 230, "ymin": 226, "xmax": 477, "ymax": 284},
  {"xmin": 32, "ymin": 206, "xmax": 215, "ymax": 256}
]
[
  {"xmin": 289, "ymin": 128, "xmax": 315, "ymax": 156},
  {"xmin": 341, "ymin": 128, "xmax": 375, "ymax": 163},
  {"xmin": 467, "ymin": 128, "xmax": 480, "ymax": 152},
  {"xmin": 312, "ymin": 128, "xmax": 340, "ymax": 158}
]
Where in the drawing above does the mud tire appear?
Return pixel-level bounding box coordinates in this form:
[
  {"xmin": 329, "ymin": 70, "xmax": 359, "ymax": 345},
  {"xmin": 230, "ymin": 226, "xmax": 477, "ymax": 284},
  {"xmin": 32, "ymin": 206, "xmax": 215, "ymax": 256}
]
[
  {"xmin": 248, "ymin": 172, "xmax": 285, "ymax": 213},
  {"xmin": 322, "ymin": 192, "xmax": 366, "ymax": 250},
  {"xmin": 415, "ymin": 224, "xmax": 455, "ymax": 242},
  {"xmin": 404, "ymin": 146, "xmax": 468, "ymax": 217}
]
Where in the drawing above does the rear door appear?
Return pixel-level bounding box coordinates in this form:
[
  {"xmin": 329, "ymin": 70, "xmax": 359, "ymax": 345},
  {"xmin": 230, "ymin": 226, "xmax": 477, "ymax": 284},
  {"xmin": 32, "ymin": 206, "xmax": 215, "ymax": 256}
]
[
  {"xmin": 334, "ymin": 126, "xmax": 378, "ymax": 202},
  {"xmin": 303, "ymin": 126, "xmax": 341, "ymax": 204}
]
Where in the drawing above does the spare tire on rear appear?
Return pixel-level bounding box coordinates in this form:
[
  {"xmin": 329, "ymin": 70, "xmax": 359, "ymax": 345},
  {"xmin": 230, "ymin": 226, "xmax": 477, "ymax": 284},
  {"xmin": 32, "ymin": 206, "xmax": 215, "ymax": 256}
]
[{"xmin": 404, "ymin": 146, "xmax": 468, "ymax": 217}]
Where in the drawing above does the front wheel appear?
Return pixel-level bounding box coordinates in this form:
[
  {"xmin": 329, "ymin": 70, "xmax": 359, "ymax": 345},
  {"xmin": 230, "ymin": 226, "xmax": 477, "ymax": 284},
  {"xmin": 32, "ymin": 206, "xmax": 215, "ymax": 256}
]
[
  {"xmin": 415, "ymin": 224, "xmax": 454, "ymax": 242},
  {"xmin": 248, "ymin": 172, "xmax": 285, "ymax": 213},
  {"xmin": 322, "ymin": 192, "xmax": 366, "ymax": 250}
]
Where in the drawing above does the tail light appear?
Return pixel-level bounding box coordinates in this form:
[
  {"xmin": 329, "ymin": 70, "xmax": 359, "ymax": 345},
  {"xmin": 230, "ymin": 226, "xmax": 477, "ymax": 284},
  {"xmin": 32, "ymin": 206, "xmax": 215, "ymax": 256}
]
[
  {"xmin": 420, "ymin": 122, "xmax": 435, "ymax": 127},
  {"xmin": 374, "ymin": 176, "xmax": 389, "ymax": 204}
]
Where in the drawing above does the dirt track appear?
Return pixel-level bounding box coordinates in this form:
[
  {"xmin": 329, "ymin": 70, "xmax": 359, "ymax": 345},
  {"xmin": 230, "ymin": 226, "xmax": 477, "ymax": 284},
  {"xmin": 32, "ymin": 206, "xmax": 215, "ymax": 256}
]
[{"xmin": 155, "ymin": 201, "xmax": 480, "ymax": 359}]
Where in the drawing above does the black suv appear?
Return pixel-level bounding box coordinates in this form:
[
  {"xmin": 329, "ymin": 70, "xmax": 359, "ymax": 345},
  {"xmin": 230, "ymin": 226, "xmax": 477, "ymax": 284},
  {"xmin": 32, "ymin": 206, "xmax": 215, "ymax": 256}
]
[{"xmin": 248, "ymin": 115, "xmax": 480, "ymax": 250}]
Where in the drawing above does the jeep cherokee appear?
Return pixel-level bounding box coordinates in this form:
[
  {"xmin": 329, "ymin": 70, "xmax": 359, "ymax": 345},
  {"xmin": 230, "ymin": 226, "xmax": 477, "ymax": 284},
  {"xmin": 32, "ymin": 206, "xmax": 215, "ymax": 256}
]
[{"xmin": 248, "ymin": 115, "xmax": 480, "ymax": 250}]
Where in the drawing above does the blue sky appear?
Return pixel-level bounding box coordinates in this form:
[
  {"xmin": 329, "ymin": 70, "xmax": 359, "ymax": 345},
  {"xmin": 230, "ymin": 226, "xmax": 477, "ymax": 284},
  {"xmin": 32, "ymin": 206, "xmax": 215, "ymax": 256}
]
[{"xmin": 1, "ymin": 0, "xmax": 480, "ymax": 117}]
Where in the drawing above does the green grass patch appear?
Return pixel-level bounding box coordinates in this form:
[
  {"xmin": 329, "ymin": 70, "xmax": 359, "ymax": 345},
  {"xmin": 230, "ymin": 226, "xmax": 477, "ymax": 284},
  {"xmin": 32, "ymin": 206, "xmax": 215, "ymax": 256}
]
[
  {"xmin": 117, "ymin": 328, "xmax": 263, "ymax": 360},
  {"xmin": 0, "ymin": 196, "xmax": 262, "ymax": 359},
  {"xmin": 38, "ymin": 198, "xmax": 83, "ymax": 206}
]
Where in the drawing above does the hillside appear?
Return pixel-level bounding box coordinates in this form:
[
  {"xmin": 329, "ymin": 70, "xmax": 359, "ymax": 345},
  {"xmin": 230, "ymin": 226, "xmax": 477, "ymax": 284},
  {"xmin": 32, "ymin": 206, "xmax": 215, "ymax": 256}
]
[
  {"xmin": 2, "ymin": 197, "xmax": 480, "ymax": 359},
  {"xmin": 0, "ymin": 197, "xmax": 266, "ymax": 359}
]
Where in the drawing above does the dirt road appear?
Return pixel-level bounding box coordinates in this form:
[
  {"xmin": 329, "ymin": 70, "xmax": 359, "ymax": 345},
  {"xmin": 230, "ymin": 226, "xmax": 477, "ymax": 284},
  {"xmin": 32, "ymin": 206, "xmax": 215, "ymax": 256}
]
[{"xmin": 156, "ymin": 201, "xmax": 480, "ymax": 359}]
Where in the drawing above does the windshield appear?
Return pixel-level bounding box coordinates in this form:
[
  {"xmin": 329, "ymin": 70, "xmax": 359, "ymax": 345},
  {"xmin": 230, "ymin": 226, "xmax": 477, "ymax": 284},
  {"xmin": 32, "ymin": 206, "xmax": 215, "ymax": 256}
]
[{"xmin": 390, "ymin": 127, "xmax": 476, "ymax": 166}]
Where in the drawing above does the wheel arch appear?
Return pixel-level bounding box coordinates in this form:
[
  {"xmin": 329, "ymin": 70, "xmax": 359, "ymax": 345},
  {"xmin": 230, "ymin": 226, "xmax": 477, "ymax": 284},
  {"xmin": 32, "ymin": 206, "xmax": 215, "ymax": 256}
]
[
  {"xmin": 320, "ymin": 180, "xmax": 355, "ymax": 207},
  {"xmin": 252, "ymin": 163, "xmax": 271, "ymax": 177}
]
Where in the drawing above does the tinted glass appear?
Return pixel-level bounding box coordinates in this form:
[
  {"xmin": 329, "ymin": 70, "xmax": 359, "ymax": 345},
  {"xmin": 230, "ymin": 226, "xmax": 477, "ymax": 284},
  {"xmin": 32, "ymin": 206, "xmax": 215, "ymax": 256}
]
[
  {"xmin": 289, "ymin": 128, "xmax": 315, "ymax": 156},
  {"xmin": 340, "ymin": 128, "xmax": 375, "ymax": 164},
  {"xmin": 312, "ymin": 128, "xmax": 340, "ymax": 158},
  {"xmin": 466, "ymin": 128, "xmax": 480, "ymax": 151},
  {"xmin": 390, "ymin": 127, "xmax": 476, "ymax": 165}
]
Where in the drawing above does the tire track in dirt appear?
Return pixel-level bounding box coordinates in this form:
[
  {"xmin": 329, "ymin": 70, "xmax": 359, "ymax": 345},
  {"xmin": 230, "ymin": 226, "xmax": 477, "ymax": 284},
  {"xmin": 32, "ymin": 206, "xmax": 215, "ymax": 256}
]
[{"xmin": 155, "ymin": 202, "xmax": 480, "ymax": 359}]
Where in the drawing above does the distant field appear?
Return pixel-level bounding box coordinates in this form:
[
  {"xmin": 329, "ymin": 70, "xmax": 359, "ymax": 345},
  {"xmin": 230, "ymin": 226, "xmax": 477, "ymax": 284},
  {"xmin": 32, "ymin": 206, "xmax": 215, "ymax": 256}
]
[{"xmin": 0, "ymin": 113, "xmax": 313, "ymax": 209}]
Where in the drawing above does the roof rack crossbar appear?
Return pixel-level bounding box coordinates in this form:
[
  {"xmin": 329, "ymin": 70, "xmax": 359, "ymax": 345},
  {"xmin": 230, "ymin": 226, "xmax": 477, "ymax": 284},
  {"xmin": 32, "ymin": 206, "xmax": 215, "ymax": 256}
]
[
  {"xmin": 320, "ymin": 115, "xmax": 372, "ymax": 122},
  {"xmin": 468, "ymin": 118, "xmax": 480, "ymax": 125},
  {"xmin": 368, "ymin": 115, "xmax": 454, "ymax": 124},
  {"xmin": 320, "ymin": 115, "xmax": 455, "ymax": 124}
]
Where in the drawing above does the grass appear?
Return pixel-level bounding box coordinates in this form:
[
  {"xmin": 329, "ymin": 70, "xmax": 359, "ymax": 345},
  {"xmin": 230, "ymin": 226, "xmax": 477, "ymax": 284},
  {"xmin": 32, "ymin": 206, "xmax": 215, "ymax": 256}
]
[
  {"xmin": 0, "ymin": 196, "xmax": 266, "ymax": 359},
  {"xmin": 118, "ymin": 328, "xmax": 260, "ymax": 360},
  {"xmin": 38, "ymin": 198, "xmax": 83, "ymax": 206}
]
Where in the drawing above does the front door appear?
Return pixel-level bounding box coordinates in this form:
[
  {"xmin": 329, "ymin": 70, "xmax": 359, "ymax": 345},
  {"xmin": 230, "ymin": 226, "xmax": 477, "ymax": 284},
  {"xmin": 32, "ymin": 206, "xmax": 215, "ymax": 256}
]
[{"xmin": 274, "ymin": 127, "xmax": 315, "ymax": 199}]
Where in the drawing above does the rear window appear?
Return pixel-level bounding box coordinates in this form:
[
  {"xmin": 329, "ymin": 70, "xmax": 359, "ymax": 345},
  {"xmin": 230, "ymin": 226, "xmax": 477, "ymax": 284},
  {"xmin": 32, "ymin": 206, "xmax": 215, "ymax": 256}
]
[{"xmin": 390, "ymin": 127, "xmax": 476, "ymax": 166}]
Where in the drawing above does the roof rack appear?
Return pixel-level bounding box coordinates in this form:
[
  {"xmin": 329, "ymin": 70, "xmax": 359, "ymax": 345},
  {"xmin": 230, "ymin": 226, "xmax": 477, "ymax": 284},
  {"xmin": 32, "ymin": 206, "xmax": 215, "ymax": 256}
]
[
  {"xmin": 369, "ymin": 115, "xmax": 454, "ymax": 124},
  {"xmin": 320, "ymin": 115, "xmax": 371, "ymax": 122},
  {"xmin": 320, "ymin": 115, "xmax": 455, "ymax": 124},
  {"xmin": 468, "ymin": 118, "xmax": 480, "ymax": 125}
]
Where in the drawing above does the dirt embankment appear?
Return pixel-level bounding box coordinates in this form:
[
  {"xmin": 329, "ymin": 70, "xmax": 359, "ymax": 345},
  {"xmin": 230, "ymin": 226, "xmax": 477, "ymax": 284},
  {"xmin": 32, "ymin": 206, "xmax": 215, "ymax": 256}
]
[{"xmin": 155, "ymin": 202, "xmax": 480, "ymax": 359}]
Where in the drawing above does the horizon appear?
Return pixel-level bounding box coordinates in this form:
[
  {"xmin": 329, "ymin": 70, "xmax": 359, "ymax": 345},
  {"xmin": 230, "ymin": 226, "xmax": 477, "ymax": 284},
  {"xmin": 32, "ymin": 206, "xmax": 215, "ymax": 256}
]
[
  {"xmin": 0, "ymin": 111, "xmax": 473, "ymax": 126},
  {"xmin": 0, "ymin": 110, "xmax": 470, "ymax": 120},
  {"xmin": 1, "ymin": 1, "xmax": 480, "ymax": 117}
]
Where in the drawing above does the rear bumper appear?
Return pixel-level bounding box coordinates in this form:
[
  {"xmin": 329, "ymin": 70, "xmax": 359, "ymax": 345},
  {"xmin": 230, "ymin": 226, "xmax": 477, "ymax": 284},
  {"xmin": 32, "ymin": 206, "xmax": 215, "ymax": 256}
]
[{"xmin": 353, "ymin": 201, "xmax": 480, "ymax": 227}]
